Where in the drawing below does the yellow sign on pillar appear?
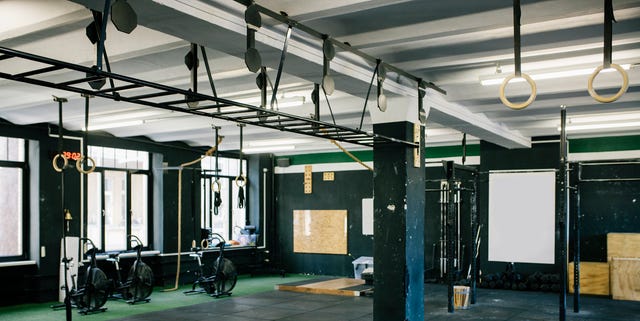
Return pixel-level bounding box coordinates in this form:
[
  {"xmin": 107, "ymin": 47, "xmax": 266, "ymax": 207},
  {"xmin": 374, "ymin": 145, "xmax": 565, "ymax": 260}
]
[
  {"xmin": 304, "ymin": 165, "xmax": 312, "ymax": 194},
  {"xmin": 414, "ymin": 123, "xmax": 422, "ymax": 168}
]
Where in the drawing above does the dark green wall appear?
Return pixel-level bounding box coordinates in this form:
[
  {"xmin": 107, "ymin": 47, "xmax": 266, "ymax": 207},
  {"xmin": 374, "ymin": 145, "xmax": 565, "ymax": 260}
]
[{"xmin": 275, "ymin": 170, "xmax": 373, "ymax": 276}]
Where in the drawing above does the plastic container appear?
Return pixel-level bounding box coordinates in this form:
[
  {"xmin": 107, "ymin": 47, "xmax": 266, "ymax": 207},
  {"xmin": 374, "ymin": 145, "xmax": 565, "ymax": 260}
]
[{"xmin": 352, "ymin": 256, "xmax": 374, "ymax": 279}]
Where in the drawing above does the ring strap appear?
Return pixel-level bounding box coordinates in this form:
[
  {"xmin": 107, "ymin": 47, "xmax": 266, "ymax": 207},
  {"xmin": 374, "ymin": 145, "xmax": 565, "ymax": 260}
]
[
  {"xmin": 513, "ymin": 0, "xmax": 522, "ymax": 76},
  {"xmin": 604, "ymin": 0, "xmax": 616, "ymax": 68}
]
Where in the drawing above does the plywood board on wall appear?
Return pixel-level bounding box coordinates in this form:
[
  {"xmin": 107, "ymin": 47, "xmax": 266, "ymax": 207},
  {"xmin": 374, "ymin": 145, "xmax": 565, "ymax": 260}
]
[
  {"xmin": 610, "ymin": 258, "xmax": 640, "ymax": 301},
  {"xmin": 608, "ymin": 233, "xmax": 640, "ymax": 260},
  {"xmin": 293, "ymin": 210, "xmax": 347, "ymax": 254},
  {"xmin": 568, "ymin": 262, "xmax": 609, "ymax": 295}
]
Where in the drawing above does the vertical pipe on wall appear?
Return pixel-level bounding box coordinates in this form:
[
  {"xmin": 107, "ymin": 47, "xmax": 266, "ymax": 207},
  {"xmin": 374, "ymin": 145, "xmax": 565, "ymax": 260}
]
[{"xmin": 558, "ymin": 106, "xmax": 568, "ymax": 321}]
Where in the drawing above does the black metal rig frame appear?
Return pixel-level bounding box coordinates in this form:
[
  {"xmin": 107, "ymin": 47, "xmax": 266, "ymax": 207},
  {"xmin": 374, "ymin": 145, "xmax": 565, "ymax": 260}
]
[{"xmin": 0, "ymin": 46, "xmax": 417, "ymax": 149}]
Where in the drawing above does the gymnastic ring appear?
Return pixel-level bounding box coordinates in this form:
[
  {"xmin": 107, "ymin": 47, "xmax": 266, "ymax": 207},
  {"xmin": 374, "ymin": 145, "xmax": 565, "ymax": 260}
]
[
  {"xmin": 200, "ymin": 238, "xmax": 209, "ymax": 249},
  {"xmin": 75, "ymin": 155, "xmax": 96, "ymax": 174},
  {"xmin": 234, "ymin": 175, "xmax": 247, "ymax": 187},
  {"xmin": 212, "ymin": 179, "xmax": 222, "ymax": 192},
  {"xmin": 52, "ymin": 153, "xmax": 68, "ymax": 173},
  {"xmin": 499, "ymin": 73, "xmax": 537, "ymax": 110},
  {"xmin": 587, "ymin": 63, "xmax": 629, "ymax": 103}
]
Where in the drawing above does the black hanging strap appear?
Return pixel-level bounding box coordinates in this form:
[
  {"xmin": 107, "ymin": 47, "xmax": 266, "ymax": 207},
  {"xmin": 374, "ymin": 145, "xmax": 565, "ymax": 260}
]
[
  {"xmin": 83, "ymin": 95, "xmax": 90, "ymax": 157},
  {"xmin": 213, "ymin": 126, "xmax": 222, "ymax": 215},
  {"xmin": 461, "ymin": 133, "xmax": 467, "ymax": 165},
  {"xmin": 604, "ymin": 0, "xmax": 617, "ymax": 68},
  {"xmin": 513, "ymin": 0, "xmax": 522, "ymax": 77},
  {"xmin": 270, "ymin": 26, "xmax": 293, "ymax": 109},
  {"xmin": 357, "ymin": 63, "xmax": 379, "ymax": 131},
  {"xmin": 237, "ymin": 124, "xmax": 245, "ymax": 209}
]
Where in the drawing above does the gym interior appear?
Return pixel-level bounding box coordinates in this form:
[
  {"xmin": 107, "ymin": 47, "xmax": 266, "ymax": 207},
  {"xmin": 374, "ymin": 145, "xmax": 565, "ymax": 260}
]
[{"xmin": 0, "ymin": 1, "xmax": 639, "ymax": 321}]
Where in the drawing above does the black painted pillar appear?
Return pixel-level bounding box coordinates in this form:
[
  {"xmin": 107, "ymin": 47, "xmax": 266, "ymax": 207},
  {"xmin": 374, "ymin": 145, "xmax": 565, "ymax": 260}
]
[{"xmin": 373, "ymin": 121, "xmax": 425, "ymax": 321}]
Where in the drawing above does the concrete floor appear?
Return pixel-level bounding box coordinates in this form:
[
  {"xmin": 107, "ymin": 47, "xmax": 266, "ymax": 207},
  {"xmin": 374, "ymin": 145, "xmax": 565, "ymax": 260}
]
[{"xmin": 109, "ymin": 283, "xmax": 640, "ymax": 321}]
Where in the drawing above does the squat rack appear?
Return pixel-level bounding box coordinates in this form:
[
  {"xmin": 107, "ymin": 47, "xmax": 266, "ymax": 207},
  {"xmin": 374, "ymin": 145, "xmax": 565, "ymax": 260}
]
[
  {"xmin": 425, "ymin": 160, "xmax": 479, "ymax": 313},
  {"xmin": 568, "ymin": 158, "xmax": 640, "ymax": 313},
  {"xmin": 0, "ymin": 46, "xmax": 417, "ymax": 149}
]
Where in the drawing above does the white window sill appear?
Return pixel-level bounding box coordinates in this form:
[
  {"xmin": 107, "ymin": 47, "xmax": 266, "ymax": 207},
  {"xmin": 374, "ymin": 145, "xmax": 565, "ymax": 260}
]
[{"xmin": 0, "ymin": 260, "xmax": 36, "ymax": 268}]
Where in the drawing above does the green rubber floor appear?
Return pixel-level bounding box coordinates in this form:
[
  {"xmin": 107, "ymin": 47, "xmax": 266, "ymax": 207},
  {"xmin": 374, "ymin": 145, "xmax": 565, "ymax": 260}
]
[{"xmin": 0, "ymin": 274, "xmax": 315, "ymax": 321}]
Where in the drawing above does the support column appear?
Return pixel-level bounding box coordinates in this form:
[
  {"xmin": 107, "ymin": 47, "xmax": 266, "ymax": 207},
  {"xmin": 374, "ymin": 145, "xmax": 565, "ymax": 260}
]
[
  {"xmin": 557, "ymin": 106, "xmax": 569, "ymax": 321},
  {"xmin": 373, "ymin": 121, "xmax": 425, "ymax": 321}
]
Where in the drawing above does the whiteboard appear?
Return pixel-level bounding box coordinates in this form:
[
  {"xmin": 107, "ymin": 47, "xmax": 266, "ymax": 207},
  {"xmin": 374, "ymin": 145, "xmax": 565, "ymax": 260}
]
[
  {"xmin": 362, "ymin": 198, "xmax": 373, "ymax": 235},
  {"xmin": 488, "ymin": 170, "xmax": 556, "ymax": 264}
]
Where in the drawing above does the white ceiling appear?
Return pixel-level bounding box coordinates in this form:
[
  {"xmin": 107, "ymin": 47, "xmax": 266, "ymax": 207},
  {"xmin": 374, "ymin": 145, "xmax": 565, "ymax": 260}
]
[{"xmin": 0, "ymin": 0, "xmax": 639, "ymax": 154}]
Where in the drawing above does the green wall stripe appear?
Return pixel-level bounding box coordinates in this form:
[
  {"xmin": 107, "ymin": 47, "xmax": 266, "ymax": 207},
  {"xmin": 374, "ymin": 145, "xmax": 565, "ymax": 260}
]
[
  {"xmin": 425, "ymin": 144, "xmax": 480, "ymax": 158},
  {"xmin": 570, "ymin": 135, "xmax": 640, "ymax": 153},
  {"xmin": 277, "ymin": 144, "xmax": 480, "ymax": 165}
]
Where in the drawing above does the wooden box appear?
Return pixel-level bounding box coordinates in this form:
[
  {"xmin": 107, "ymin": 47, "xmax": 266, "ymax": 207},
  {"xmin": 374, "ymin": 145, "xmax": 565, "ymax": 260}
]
[
  {"xmin": 610, "ymin": 258, "xmax": 640, "ymax": 301},
  {"xmin": 607, "ymin": 233, "xmax": 640, "ymax": 260},
  {"xmin": 567, "ymin": 261, "xmax": 609, "ymax": 295}
]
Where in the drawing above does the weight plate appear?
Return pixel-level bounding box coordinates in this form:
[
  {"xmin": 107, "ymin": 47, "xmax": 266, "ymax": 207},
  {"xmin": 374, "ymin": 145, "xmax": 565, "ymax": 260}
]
[
  {"xmin": 322, "ymin": 74, "xmax": 335, "ymax": 95},
  {"xmin": 244, "ymin": 5, "xmax": 261, "ymax": 29},
  {"xmin": 323, "ymin": 40, "xmax": 335, "ymax": 61},
  {"xmin": 377, "ymin": 94, "xmax": 387, "ymax": 112},
  {"xmin": 244, "ymin": 48, "xmax": 262, "ymax": 73}
]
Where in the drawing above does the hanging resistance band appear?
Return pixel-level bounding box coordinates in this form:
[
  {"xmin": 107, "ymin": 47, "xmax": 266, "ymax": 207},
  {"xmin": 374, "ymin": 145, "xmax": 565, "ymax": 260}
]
[
  {"xmin": 235, "ymin": 124, "xmax": 247, "ymax": 209},
  {"xmin": 499, "ymin": 0, "xmax": 536, "ymax": 110},
  {"xmin": 212, "ymin": 126, "xmax": 222, "ymax": 215},
  {"xmin": 77, "ymin": 94, "xmax": 96, "ymax": 174},
  {"xmin": 587, "ymin": 0, "xmax": 628, "ymax": 103}
]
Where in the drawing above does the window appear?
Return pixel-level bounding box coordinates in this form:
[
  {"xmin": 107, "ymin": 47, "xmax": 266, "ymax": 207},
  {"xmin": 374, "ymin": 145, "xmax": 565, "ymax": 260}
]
[
  {"xmin": 200, "ymin": 156, "xmax": 247, "ymax": 242},
  {"xmin": 0, "ymin": 136, "xmax": 27, "ymax": 261},
  {"xmin": 86, "ymin": 146, "xmax": 150, "ymax": 251}
]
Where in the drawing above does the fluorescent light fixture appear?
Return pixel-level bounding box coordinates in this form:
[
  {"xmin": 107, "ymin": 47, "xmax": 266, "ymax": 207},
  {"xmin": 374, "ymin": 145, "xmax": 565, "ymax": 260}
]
[
  {"xmin": 560, "ymin": 121, "xmax": 640, "ymax": 131},
  {"xmin": 87, "ymin": 120, "xmax": 143, "ymax": 131},
  {"xmin": 569, "ymin": 113, "xmax": 640, "ymax": 124},
  {"xmin": 243, "ymin": 145, "xmax": 295, "ymax": 154},
  {"xmin": 480, "ymin": 64, "xmax": 631, "ymax": 86}
]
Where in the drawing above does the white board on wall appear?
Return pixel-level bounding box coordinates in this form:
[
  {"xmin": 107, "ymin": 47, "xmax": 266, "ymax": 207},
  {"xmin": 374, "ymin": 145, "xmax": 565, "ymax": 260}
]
[
  {"xmin": 488, "ymin": 170, "xmax": 556, "ymax": 264},
  {"xmin": 362, "ymin": 198, "xmax": 373, "ymax": 235}
]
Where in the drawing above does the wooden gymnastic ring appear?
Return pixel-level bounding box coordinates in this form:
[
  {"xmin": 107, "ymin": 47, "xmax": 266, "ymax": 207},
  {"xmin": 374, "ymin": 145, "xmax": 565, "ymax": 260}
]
[
  {"xmin": 234, "ymin": 175, "xmax": 247, "ymax": 187},
  {"xmin": 200, "ymin": 238, "xmax": 209, "ymax": 249},
  {"xmin": 587, "ymin": 63, "xmax": 629, "ymax": 103},
  {"xmin": 212, "ymin": 179, "xmax": 221, "ymax": 192},
  {"xmin": 52, "ymin": 153, "xmax": 68, "ymax": 173},
  {"xmin": 499, "ymin": 73, "xmax": 537, "ymax": 110},
  {"xmin": 75, "ymin": 155, "xmax": 96, "ymax": 174}
]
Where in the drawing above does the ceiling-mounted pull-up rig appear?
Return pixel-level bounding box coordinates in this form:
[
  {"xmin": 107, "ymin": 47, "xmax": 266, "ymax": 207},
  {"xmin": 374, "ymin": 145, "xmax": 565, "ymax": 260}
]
[
  {"xmin": 499, "ymin": 0, "xmax": 536, "ymax": 110},
  {"xmin": 233, "ymin": 0, "xmax": 444, "ymax": 97},
  {"xmin": 587, "ymin": 0, "xmax": 629, "ymax": 103},
  {"xmin": 0, "ymin": 46, "xmax": 416, "ymax": 148}
]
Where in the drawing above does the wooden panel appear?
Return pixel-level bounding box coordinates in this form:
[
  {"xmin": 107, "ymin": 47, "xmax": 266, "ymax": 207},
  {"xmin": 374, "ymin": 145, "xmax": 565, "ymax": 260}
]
[
  {"xmin": 276, "ymin": 278, "xmax": 371, "ymax": 297},
  {"xmin": 607, "ymin": 233, "xmax": 640, "ymax": 259},
  {"xmin": 293, "ymin": 210, "xmax": 347, "ymax": 254},
  {"xmin": 568, "ymin": 261, "xmax": 609, "ymax": 295},
  {"xmin": 610, "ymin": 258, "xmax": 640, "ymax": 301}
]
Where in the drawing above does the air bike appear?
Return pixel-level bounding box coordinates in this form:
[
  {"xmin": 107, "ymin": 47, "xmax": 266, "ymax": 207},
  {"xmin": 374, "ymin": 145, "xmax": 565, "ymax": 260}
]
[
  {"xmin": 184, "ymin": 233, "xmax": 238, "ymax": 297},
  {"xmin": 107, "ymin": 235, "xmax": 154, "ymax": 304}
]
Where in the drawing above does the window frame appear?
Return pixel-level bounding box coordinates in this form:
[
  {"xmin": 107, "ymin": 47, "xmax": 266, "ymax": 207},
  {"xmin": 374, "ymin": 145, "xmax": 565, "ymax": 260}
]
[
  {"xmin": 200, "ymin": 156, "xmax": 248, "ymax": 243},
  {"xmin": 0, "ymin": 139, "xmax": 29, "ymax": 262},
  {"xmin": 84, "ymin": 147, "xmax": 152, "ymax": 252}
]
